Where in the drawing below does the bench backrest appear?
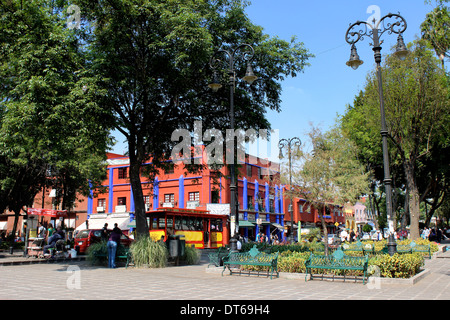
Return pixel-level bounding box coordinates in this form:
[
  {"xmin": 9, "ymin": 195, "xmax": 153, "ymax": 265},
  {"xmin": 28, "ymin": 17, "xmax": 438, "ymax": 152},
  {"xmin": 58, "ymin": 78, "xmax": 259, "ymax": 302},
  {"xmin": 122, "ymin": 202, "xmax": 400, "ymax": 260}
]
[
  {"xmin": 341, "ymin": 241, "xmax": 373, "ymax": 251},
  {"xmin": 397, "ymin": 244, "xmax": 412, "ymax": 252},
  {"xmin": 409, "ymin": 241, "xmax": 429, "ymax": 251},
  {"xmin": 227, "ymin": 245, "xmax": 278, "ymax": 263},
  {"xmin": 308, "ymin": 249, "xmax": 367, "ymax": 267}
]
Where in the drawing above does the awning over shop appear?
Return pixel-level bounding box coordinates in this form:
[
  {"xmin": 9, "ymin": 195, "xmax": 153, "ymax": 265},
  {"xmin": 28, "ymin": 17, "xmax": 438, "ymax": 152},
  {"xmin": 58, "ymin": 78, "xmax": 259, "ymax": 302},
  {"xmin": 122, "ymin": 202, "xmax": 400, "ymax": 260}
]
[
  {"xmin": 271, "ymin": 223, "xmax": 284, "ymax": 231},
  {"xmin": 76, "ymin": 216, "xmax": 131, "ymax": 231},
  {"xmin": 238, "ymin": 220, "xmax": 255, "ymax": 228},
  {"xmin": 27, "ymin": 208, "xmax": 68, "ymax": 218}
]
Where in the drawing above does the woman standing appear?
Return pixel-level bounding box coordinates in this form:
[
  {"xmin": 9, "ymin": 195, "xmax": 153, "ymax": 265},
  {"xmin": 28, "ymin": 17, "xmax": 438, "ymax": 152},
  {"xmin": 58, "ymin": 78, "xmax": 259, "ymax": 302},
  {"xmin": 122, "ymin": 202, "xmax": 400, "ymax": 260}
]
[{"xmin": 107, "ymin": 223, "xmax": 122, "ymax": 268}]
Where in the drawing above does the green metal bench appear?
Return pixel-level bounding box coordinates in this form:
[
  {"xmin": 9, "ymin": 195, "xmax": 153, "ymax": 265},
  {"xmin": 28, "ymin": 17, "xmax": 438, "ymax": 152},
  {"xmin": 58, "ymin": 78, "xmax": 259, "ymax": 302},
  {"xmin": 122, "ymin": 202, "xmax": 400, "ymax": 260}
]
[
  {"xmin": 92, "ymin": 246, "xmax": 133, "ymax": 268},
  {"xmin": 305, "ymin": 249, "xmax": 369, "ymax": 284},
  {"xmin": 341, "ymin": 241, "xmax": 375, "ymax": 255},
  {"xmin": 222, "ymin": 245, "xmax": 279, "ymax": 279},
  {"xmin": 380, "ymin": 241, "xmax": 431, "ymax": 258},
  {"xmin": 410, "ymin": 242, "xmax": 431, "ymax": 259},
  {"xmin": 207, "ymin": 246, "xmax": 229, "ymax": 268}
]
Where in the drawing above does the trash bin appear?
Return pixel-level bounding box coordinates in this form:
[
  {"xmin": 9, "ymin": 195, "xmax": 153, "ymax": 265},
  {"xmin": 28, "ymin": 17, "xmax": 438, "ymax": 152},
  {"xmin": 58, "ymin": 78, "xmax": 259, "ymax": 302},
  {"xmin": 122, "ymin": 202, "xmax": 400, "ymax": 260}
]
[
  {"xmin": 169, "ymin": 238, "xmax": 179, "ymax": 258},
  {"xmin": 168, "ymin": 235, "xmax": 186, "ymax": 258},
  {"xmin": 178, "ymin": 235, "xmax": 185, "ymax": 257}
]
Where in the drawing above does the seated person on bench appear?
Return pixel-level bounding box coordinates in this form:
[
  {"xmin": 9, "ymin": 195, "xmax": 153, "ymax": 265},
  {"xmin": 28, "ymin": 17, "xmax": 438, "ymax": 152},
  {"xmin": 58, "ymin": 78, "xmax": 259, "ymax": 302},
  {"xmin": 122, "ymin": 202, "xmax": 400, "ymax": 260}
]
[{"xmin": 43, "ymin": 227, "xmax": 65, "ymax": 254}]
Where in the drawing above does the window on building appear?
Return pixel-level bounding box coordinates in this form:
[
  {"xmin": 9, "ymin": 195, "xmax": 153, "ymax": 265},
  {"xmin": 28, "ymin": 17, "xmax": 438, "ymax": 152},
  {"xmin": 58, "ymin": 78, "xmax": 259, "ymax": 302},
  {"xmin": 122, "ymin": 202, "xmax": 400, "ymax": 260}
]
[
  {"xmin": 211, "ymin": 190, "xmax": 219, "ymax": 204},
  {"xmin": 258, "ymin": 167, "xmax": 262, "ymax": 179},
  {"xmin": 246, "ymin": 164, "xmax": 252, "ymax": 177},
  {"xmin": 188, "ymin": 192, "xmax": 200, "ymax": 202},
  {"xmin": 164, "ymin": 193, "xmax": 175, "ymax": 203},
  {"xmin": 117, "ymin": 197, "xmax": 126, "ymax": 206},
  {"xmin": 118, "ymin": 167, "xmax": 127, "ymax": 179},
  {"xmin": 98, "ymin": 198, "xmax": 106, "ymax": 208},
  {"xmin": 247, "ymin": 196, "xmax": 253, "ymax": 209}
]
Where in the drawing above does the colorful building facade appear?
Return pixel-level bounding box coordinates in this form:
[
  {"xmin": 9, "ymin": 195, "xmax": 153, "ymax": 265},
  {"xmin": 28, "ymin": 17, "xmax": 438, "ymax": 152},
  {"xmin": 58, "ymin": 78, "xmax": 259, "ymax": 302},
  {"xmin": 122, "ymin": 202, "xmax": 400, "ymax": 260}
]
[{"xmin": 1, "ymin": 151, "xmax": 346, "ymax": 245}]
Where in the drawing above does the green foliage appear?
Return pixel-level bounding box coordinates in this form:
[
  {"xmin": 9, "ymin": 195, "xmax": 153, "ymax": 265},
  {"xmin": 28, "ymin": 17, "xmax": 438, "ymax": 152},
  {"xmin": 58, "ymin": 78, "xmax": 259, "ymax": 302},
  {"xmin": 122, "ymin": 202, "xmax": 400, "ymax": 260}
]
[
  {"xmin": 86, "ymin": 241, "xmax": 108, "ymax": 266},
  {"xmin": 421, "ymin": 2, "xmax": 450, "ymax": 66},
  {"xmin": 339, "ymin": 39, "xmax": 449, "ymax": 240},
  {"xmin": 368, "ymin": 253, "xmax": 424, "ymax": 278},
  {"xmin": 129, "ymin": 237, "xmax": 169, "ymax": 268},
  {"xmin": 69, "ymin": 0, "xmax": 312, "ymax": 237},
  {"xmin": 0, "ymin": 0, "xmax": 112, "ymax": 219},
  {"xmin": 183, "ymin": 245, "xmax": 201, "ymax": 265},
  {"xmin": 86, "ymin": 241, "xmax": 130, "ymax": 266},
  {"xmin": 241, "ymin": 241, "xmax": 310, "ymax": 254},
  {"xmin": 240, "ymin": 240, "xmax": 432, "ymax": 278},
  {"xmin": 277, "ymin": 251, "xmax": 310, "ymax": 273},
  {"xmin": 303, "ymin": 228, "xmax": 321, "ymax": 242},
  {"xmin": 362, "ymin": 224, "xmax": 373, "ymax": 233}
]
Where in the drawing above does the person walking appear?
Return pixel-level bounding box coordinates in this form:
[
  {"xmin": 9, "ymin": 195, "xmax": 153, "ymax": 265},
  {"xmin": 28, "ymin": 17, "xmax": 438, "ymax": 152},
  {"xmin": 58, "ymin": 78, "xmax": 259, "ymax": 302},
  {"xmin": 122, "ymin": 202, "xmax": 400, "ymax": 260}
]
[{"xmin": 107, "ymin": 223, "xmax": 121, "ymax": 268}]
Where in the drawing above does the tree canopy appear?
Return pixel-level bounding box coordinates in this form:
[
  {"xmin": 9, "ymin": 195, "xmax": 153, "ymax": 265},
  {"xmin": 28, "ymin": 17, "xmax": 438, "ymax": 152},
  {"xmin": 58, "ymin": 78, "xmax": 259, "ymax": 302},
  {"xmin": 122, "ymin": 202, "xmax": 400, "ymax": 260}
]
[
  {"xmin": 69, "ymin": 0, "xmax": 312, "ymax": 237},
  {"xmin": 0, "ymin": 0, "xmax": 112, "ymax": 237},
  {"xmin": 340, "ymin": 39, "xmax": 449, "ymax": 239}
]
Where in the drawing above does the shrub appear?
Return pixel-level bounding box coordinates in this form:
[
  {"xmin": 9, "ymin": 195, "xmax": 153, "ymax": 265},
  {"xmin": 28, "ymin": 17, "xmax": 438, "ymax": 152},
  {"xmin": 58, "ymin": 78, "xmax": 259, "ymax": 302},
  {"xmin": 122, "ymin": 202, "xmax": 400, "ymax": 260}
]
[
  {"xmin": 278, "ymin": 251, "xmax": 310, "ymax": 273},
  {"xmin": 368, "ymin": 253, "xmax": 424, "ymax": 278},
  {"xmin": 130, "ymin": 237, "xmax": 168, "ymax": 268},
  {"xmin": 87, "ymin": 241, "xmax": 108, "ymax": 266},
  {"xmin": 183, "ymin": 245, "xmax": 200, "ymax": 265},
  {"xmin": 362, "ymin": 224, "xmax": 373, "ymax": 233}
]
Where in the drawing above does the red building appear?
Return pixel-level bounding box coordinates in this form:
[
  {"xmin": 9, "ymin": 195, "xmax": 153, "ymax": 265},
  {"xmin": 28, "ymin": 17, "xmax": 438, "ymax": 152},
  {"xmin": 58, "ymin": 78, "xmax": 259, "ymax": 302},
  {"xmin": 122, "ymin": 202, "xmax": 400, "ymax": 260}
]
[{"xmin": 1, "ymin": 150, "xmax": 345, "ymax": 245}]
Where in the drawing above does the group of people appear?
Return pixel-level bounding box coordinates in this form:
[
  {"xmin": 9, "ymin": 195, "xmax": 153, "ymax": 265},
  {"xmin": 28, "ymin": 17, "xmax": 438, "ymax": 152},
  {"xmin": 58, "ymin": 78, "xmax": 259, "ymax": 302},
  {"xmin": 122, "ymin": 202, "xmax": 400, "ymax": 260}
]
[
  {"xmin": 101, "ymin": 223, "xmax": 123, "ymax": 268},
  {"xmin": 37, "ymin": 222, "xmax": 66, "ymax": 255},
  {"xmin": 421, "ymin": 227, "xmax": 448, "ymax": 243},
  {"xmin": 255, "ymin": 232, "xmax": 281, "ymax": 244}
]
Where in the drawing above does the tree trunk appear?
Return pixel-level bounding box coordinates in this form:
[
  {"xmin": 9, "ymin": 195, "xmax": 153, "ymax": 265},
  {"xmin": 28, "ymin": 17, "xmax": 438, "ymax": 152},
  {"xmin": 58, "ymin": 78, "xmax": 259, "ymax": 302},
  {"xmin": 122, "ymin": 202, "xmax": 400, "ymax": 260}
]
[
  {"xmin": 404, "ymin": 161, "xmax": 420, "ymax": 240},
  {"xmin": 318, "ymin": 205, "xmax": 328, "ymax": 256},
  {"xmin": 129, "ymin": 159, "xmax": 149, "ymax": 239},
  {"xmin": 10, "ymin": 208, "xmax": 20, "ymax": 246}
]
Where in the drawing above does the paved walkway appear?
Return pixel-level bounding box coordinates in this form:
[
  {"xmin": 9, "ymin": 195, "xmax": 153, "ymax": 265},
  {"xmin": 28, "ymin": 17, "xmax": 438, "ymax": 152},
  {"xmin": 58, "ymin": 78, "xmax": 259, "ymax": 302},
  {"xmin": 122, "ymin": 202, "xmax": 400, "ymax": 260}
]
[{"xmin": 0, "ymin": 243, "xmax": 448, "ymax": 302}]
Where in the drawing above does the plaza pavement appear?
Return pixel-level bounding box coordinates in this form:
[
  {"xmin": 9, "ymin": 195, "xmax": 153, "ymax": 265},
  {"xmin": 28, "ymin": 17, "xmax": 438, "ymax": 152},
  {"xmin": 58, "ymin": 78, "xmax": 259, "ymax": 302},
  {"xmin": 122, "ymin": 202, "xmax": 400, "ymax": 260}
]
[{"xmin": 0, "ymin": 243, "xmax": 448, "ymax": 302}]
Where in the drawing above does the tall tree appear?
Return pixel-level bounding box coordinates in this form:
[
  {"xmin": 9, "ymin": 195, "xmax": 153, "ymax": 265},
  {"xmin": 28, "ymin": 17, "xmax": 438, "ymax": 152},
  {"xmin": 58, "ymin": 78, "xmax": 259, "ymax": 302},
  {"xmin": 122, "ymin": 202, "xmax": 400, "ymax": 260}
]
[
  {"xmin": 0, "ymin": 0, "xmax": 112, "ymax": 235},
  {"xmin": 421, "ymin": 1, "xmax": 450, "ymax": 68},
  {"xmin": 343, "ymin": 40, "xmax": 449, "ymax": 240},
  {"xmin": 287, "ymin": 125, "xmax": 370, "ymax": 255},
  {"xmin": 72, "ymin": 0, "xmax": 312, "ymax": 238}
]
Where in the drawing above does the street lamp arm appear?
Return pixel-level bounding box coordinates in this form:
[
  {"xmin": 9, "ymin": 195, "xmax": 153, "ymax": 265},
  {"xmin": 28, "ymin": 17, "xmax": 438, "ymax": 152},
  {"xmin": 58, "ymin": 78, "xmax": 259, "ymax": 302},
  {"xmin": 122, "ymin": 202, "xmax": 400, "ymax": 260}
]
[
  {"xmin": 345, "ymin": 20, "xmax": 373, "ymax": 45},
  {"xmin": 377, "ymin": 13, "xmax": 407, "ymax": 38},
  {"xmin": 278, "ymin": 137, "xmax": 301, "ymax": 152},
  {"xmin": 209, "ymin": 44, "xmax": 255, "ymax": 71},
  {"xmin": 345, "ymin": 13, "xmax": 407, "ymax": 46}
]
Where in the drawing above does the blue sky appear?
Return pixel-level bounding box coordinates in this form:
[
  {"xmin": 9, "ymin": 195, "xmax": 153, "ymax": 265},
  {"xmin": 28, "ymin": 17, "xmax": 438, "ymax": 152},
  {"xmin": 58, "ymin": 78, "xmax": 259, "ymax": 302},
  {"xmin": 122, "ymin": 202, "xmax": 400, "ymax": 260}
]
[{"xmin": 112, "ymin": 0, "xmax": 438, "ymax": 156}]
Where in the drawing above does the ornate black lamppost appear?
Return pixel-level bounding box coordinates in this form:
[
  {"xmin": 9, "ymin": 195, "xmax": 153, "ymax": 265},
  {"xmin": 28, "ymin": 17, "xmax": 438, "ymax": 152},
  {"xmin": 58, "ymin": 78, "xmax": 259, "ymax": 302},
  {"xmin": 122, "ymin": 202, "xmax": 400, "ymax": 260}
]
[
  {"xmin": 278, "ymin": 137, "xmax": 301, "ymax": 243},
  {"xmin": 345, "ymin": 13, "xmax": 409, "ymax": 255},
  {"xmin": 209, "ymin": 44, "xmax": 257, "ymax": 251}
]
